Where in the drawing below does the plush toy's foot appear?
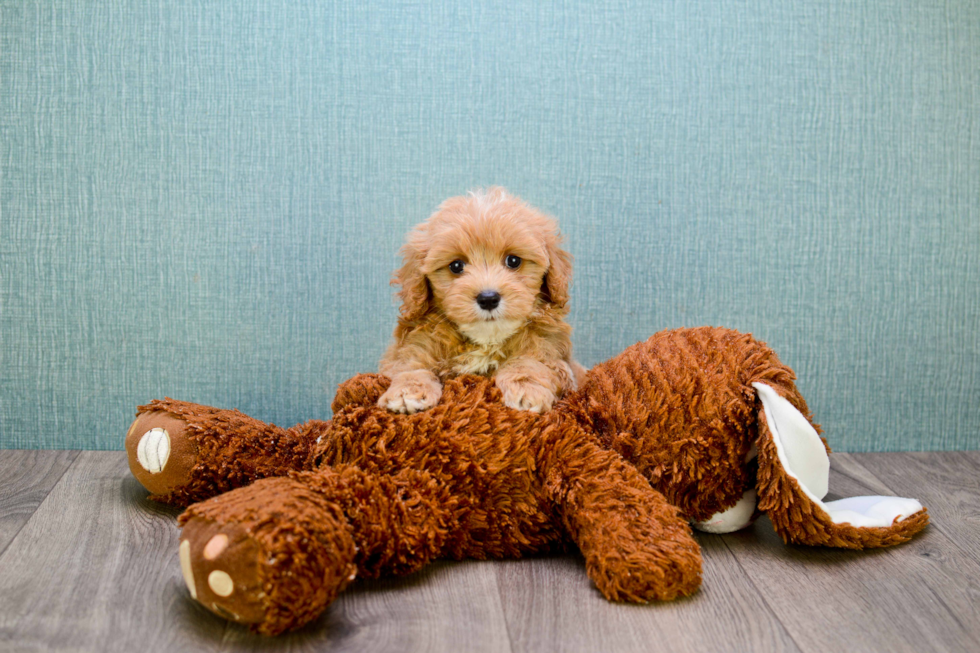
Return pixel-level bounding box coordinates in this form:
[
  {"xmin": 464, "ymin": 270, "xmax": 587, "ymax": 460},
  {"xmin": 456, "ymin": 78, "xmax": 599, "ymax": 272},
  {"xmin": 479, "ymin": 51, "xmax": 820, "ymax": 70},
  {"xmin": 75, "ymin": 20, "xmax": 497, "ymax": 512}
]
[
  {"xmin": 178, "ymin": 477, "xmax": 358, "ymax": 635},
  {"xmin": 176, "ymin": 465, "xmax": 459, "ymax": 634},
  {"xmin": 179, "ymin": 518, "xmax": 268, "ymax": 626},
  {"xmin": 125, "ymin": 410, "xmax": 199, "ymax": 498},
  {"xmin": 125, "ymin": 398, "xmax": 321, "ymax": 506}
]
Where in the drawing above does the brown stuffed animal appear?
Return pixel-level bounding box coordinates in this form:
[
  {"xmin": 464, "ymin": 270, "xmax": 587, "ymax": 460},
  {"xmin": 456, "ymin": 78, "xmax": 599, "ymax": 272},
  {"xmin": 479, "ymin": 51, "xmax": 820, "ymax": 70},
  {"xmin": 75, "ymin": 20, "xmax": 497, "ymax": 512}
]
[{"xmin": 125, "ymin": 327, "xmax": 928, "ymax": 635}]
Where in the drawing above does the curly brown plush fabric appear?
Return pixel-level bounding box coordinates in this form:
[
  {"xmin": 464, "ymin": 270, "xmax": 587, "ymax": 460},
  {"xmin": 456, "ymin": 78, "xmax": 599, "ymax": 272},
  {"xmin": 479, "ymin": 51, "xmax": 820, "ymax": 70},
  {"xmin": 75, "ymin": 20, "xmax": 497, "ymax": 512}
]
[
  {"xmin": 126, "ymin": 327, "xmax": 928, "ymax": 635},
  {"xmin": 565, "ymin": 328, "xmax": 827, "ymax": 522},
  {"xmin": 129, "ymin": 400, "xmax": 317, "ymax": 505}
]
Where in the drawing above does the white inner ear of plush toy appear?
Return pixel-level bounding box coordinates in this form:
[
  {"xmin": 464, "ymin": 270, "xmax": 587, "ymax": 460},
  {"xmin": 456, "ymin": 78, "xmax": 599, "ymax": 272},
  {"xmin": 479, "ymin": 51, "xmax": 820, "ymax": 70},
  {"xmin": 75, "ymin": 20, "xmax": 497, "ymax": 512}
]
[{"xmin": 752, "ymin": 382, "xmax": 923, "ymax": 528}]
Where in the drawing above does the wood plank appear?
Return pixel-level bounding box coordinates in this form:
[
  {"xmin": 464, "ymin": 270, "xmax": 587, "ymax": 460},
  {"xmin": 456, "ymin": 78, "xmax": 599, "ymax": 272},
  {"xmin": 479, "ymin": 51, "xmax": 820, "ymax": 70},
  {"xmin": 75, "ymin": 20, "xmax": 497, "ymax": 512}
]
[
  {"xmin": 2, "ymin": 450, "xmax": 978, "ymax": 652},
  {"xmin": 0, "ymin": 451, "xmax": 513, "ymax": 653},
  {"xmin": 217, "ymin": 561, "xmax": 513, "ymax": 652},
  {"xmin": 853, "ymin": 451, "xmax": 980, "ymax": 568},
  {"xmin": 0, "ymin": 450, "xmax": 79, "ymax": 556},
  {"xmin": 0, "ymin": 451, "xmax": 227, "ymax": 652},
  {"xmin": 495, "ymin": 537, "xmax": 801, "ymax": 653},
  {"xmin": 720, "ymin": 452, "xmax": 980, "ymax": 653}
]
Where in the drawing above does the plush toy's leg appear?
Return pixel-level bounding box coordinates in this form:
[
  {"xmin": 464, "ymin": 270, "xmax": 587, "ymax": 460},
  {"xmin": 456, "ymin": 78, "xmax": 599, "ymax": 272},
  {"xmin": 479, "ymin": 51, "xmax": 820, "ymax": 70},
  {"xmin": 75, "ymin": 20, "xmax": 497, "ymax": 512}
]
[
  {"xmin": 177, "ymin": 465, "xmax": 456, "ymax": 635},
  {"xmin": 752, "ymin": 382, "xmax": 929, "ymax": 547},
  {"xmin": 125, "ymin": 399, "xmax": 323, "ymax": 506},
  {"xmin": 544, "ymin": 430, "xmax": 702, "ymax": 602}
]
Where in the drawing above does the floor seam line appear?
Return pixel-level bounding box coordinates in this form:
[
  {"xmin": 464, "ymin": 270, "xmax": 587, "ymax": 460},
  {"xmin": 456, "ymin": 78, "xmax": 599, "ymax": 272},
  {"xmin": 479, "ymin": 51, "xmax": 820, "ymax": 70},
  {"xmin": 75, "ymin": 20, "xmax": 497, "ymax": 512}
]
[
  {"xmin": 0, "ymin": 450, "xmax": 82, "ymax": 560},
  {"xmin": 718, "ymin": 534, "xmax": 808, "ymax": 653}
]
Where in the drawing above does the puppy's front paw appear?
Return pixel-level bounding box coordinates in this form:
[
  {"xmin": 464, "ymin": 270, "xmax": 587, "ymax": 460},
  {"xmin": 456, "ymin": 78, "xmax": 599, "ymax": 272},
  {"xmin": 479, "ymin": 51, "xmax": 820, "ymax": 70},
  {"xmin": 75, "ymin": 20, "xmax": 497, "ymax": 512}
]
[
  {"xmin": 497, "ymin": 379, "xmax": 556, "ymax": 413},
  {"xmin": 378, "ymin": 373, "xmax": 442, "ymax": 414}
]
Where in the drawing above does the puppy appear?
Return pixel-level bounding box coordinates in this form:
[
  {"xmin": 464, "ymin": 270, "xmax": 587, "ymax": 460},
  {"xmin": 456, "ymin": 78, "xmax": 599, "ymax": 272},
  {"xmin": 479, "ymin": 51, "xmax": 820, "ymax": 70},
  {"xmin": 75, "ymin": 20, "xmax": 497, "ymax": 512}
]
[{"xmin": 378, "ymin": 187, "xmax": 587, "ymax": 414}]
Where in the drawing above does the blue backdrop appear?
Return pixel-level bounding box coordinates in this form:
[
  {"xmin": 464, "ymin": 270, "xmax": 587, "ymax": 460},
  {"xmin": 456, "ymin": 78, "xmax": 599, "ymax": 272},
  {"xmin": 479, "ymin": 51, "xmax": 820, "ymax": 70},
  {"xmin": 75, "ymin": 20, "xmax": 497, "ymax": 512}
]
[{"xmin": 2, "ymin": 0, "xmax": 978, "ymax": 451}]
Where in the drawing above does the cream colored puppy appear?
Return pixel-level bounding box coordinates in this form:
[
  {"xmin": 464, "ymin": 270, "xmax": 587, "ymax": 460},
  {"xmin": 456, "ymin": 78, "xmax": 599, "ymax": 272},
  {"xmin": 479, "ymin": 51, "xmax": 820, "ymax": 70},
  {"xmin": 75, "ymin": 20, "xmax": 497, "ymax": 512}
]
[{"xmin": 378, "ymin": 187, "xmax": 586, "ymax": 414}]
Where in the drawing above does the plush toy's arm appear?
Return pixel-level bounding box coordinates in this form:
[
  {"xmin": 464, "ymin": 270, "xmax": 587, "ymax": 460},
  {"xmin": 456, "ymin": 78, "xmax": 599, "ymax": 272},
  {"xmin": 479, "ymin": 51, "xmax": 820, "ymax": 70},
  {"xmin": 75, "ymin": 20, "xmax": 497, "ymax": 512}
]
[
  {"xmin": 331, "ymin": 373, "xmax": 391, "ymax": 413},
  {"xmin": 540, "ymin": 421, "xmax": 702, "ymax": 602}
]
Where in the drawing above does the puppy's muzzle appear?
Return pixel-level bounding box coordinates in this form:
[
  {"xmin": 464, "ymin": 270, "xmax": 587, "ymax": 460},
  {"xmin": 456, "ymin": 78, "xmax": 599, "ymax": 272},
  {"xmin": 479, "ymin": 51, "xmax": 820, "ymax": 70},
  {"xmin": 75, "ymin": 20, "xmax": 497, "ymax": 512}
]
[{"xmin": 476, "ymin": 291, "xmax": 501, "ymax": 311}]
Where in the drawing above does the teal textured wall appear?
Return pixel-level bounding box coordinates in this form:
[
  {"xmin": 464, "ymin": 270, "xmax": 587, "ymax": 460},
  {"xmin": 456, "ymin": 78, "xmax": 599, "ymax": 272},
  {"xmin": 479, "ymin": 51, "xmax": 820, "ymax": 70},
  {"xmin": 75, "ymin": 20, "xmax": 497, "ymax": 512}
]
[{"xmin": 2, "ymin": 0, "xmax": 978, "ymax": 451}]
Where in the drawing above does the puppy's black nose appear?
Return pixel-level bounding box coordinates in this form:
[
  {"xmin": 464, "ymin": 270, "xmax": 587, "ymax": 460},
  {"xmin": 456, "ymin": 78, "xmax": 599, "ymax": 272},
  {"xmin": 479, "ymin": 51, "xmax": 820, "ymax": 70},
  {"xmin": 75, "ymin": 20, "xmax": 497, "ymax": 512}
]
[{"xmin": 476, "ymin": 291, "xmax": 501, "ymax": 311}]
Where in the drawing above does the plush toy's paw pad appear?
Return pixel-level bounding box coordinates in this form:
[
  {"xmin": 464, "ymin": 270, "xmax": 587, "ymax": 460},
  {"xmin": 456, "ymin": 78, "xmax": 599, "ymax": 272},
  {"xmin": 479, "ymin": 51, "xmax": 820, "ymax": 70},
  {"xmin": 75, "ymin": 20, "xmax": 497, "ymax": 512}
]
[
  {"xmin": 136, "ymin": 427, "xmax": 170, "ymax": 473},
  {"xmin": 378, "ymin": 375, "xmax": 442, "ymax": 414},
  {"xmin": 125, "ymin": 410, "xmax": 198, "ymax": 496},
  {"xmin": 179, "ymin": 518, "xmax": 267, "ymax": 626},
  {"xmin": 692, "ymin": 489, "xmax": 758, "ymax": 534},
  {"xmin": 499, "ymin": 380, "xmax": 555, "ymax": 413}
]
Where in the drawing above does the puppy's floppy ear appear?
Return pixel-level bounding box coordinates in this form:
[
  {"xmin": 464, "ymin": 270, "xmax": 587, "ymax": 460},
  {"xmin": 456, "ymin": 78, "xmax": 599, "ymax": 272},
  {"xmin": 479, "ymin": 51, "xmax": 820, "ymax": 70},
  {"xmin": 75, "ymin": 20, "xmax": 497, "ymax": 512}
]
[
  {"xmin": 541, "ymin": 233, "xmax": 572, "ymax": 309},
  {"xmin": 393, "ymin": 225, "xmax": 431, "ymax": 322}
]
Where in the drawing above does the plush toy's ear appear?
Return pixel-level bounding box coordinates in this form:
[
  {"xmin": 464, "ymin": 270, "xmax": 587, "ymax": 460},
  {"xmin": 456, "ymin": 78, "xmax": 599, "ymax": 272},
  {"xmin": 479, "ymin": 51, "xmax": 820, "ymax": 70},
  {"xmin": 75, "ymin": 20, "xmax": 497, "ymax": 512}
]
[
  {"xmin": 393, "ymin": 224, "xmax": 432, "ymax": 323},
  {"xmin": 541, "ymin": 233, "xmax": 572, "ymax": 310},
  {"xmin": 752, "ymin": 382, "xmax": 929, "ymax": 548}
]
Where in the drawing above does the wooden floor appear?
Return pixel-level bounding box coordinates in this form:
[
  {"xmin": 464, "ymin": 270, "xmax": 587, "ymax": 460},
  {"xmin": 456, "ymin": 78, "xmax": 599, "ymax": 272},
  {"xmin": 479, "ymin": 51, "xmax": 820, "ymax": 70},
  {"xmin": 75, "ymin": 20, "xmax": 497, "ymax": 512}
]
[{"xmin": 0, "ymin": 450, "xmax": 978, "ymax": 653}]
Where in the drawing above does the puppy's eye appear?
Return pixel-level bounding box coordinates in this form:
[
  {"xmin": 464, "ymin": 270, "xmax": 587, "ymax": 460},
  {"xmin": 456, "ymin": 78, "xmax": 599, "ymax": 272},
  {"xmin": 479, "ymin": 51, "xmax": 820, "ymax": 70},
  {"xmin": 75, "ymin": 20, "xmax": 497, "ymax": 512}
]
[
  {"xmin": 448, "ymin": 260, "xmax": 465, "ymax": 274},
  {"xmin": 505, "ymin": 255, "xmax": 522, "ymax": 269}
]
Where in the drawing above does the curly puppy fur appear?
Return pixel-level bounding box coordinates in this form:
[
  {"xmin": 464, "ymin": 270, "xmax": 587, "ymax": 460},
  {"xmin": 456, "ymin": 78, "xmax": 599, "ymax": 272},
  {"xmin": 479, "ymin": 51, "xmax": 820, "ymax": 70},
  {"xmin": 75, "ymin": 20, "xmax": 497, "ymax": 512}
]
[{"xmin": 378, "ymin": 187, "xmax": 586, "ymax": 414}]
